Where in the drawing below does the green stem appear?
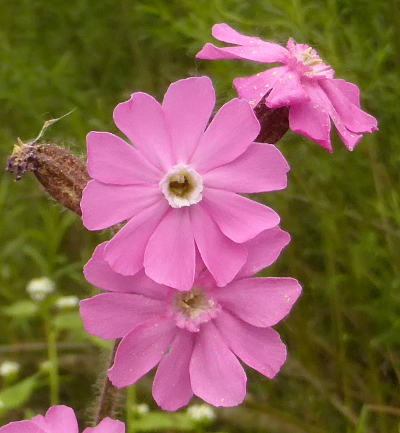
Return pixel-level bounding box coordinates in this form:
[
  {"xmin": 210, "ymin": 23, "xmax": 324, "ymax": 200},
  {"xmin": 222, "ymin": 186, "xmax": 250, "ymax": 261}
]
[{"xmin": 44, "ymin": 316, "xmax": 59, "ymax": 405}]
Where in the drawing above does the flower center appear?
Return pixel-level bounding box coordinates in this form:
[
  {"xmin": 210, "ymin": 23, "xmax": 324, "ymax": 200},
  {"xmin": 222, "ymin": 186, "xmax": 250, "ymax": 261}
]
[
  {"xmin": 299, "ymin": 46, "xmax": 323, "ymax": 67},
  {"xmin": 160, "ymin": 164, "xmax": 203, "ymax": 208},
  {"xmin": 173, "ymin": 288, "xmax": 220, "ymax": 332}
]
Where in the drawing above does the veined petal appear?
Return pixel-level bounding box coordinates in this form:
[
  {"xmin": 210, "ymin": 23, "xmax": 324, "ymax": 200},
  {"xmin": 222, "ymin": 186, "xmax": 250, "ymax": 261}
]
[
  {"xmin": 162, "ymin": 77, "xmax": 215, "ymax": 163},
  {"xmin": 203, "ymin": 143, "xmax": 289, "ymax": 193},
  {"xmin": 144, "ymin": 208, "xmax": 195, "ymax": 291},
  {"xmin": 266, "ymin": 69, "xmax": 308, "ymax": 108},
  {"xmin": 81, "ymin": 181, "xmax": 161, "ymax": 231},
  {"xmin": 216, "ymin": 310, "xmax": 287, "ymax": 379},
  {"xmin": 189, "ymin": 322, "xmax": 246, "ymax": 407},
  {"xmin": 191, "ymin": 99, "xmax": 259, "ymax": 173},
  {"xmin": 190, "ymin": 204, "xmax": 247, "ymax": 287},
  {"xmin": 153, "ymin": 330, "xmax": 194, "ymax": 411},
  {"xmin": 203, "ymin": 188, "xmax": 280, "ymax": 243},
  {"xmin": 213, "ymin": 277, "xmax": 302, "ymax": 327},
  {"xmin": 104, "ymin": 200, "xmax": 169, "ymax": 276},
  {"xmin": 80, "ymin": 293, "xmax": 166, "ymax": 340},
  {"xmin": 84, "ymin": 243, "xmax": 170, "ymax": 299},
  {"xmin": 113, "ymin": 92, "xmax": 173, "ymax": 170},
  {"xmin": 237, "ymin": 227, "xmax": 291, "ymax": 278},
  {"xmin": 87, "ymin": 131, "xmax": 161, "ymax": 185},
  {"xmin": 83, "ymin": 418, "xmax": 125, "ymax": 433},
  {"xmin": 108, "ymin": 318, "xmax": 176, "ymax": 389},
  {"xmin": 233, "ymin": 66, "xmax": 287, "ymax": 107}
]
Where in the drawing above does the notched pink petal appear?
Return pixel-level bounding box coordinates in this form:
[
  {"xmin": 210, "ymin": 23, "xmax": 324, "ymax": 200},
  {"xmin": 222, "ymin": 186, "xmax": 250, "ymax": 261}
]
[
  {"xmin": 86, "ymin": 131, "xmax": 161, "ymax": 185},
  {"xmin": 43, "ymin": 406, "xmax": 78, "ymax": 433},
  {"xmin": 153, "ymin": 330, "xmax": 194, "ymax": 411},
  {"xmin": 266, "ymin": 70, "xmax": 308, "ymax": 108},
  {"xmin": 108, "ymin": 318, "xmax": 176, "ymax": 389},
  {"xmin": 81, "ymin": 181, "xmax": 161, "ymax": 231},
  {"xmin": 214, "ymin": 277, "xmax": 302, "ymax": 327},
  {"xmin": 211, "ymin": 23, "xmax": 263, "ymax": 46},
  {"xmin": 189, "ymin": 322, "xmax": 246, "ymax": 407},
  {"xmin": 203, "ymin": 143, "xmax": 289, "ymax": 194},
  {"xmin": 162, "ymin": 76, "xmax": 215, "ymax": 163},
  {"xmin": 203, "ymin": 189, "xmax": 280, "ymax": 243},
  {"xmin": 83, "ymin": 418, "xmax": 125, "ymax": 433},
  {"xmin": 113, "ymin": 92, "xmax": 172, "ymax": 170},
  {"xmin": 80, "ymin": 293, "xmax": 165, "ymax": 340},
  {"xmin": 144, "ymin": 209, "xmax": 195, "ymax": 291},
  {"xmin": 216, "ymin": 311, "xmax": 287, "ymax": 379},
  {"xmin": 192, "ymin": 98, "xmax": 259, "ymax": 173},
  {"xmin": 0, "ymin": 421, "xmax": 44, "ymax": 433}
]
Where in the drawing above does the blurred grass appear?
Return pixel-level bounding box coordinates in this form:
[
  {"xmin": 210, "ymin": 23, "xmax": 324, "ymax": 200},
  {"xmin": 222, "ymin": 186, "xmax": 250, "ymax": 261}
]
[{"xmin": 0, "ymin": 0, "xmax": 399, "ymax": 432}]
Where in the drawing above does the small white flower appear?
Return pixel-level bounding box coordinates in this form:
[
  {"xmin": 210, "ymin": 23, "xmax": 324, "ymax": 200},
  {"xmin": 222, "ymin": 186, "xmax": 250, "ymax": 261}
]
[
  {"xmin": 136, "ymin": 403, "xmax": 149, "ymax": 415},
  {"xmin": 26, "ymin": 277, "xmax": 55, "ymax": 301},
  {"xmin": 0, "ymin": 361, "xmax": 20, "ymax": 377},
  {"xmin": 55, "ymin": 296, "xmax": 79, "ymax": 309},
  {"xmin": 187, "ymin": 404, "xmax": 216, "ymax": 422}
]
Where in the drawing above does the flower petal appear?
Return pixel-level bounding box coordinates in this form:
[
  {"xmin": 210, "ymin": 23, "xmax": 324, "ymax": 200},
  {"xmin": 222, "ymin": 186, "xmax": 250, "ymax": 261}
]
[
  {"xmin": 83, "ymin": 418, "xmax": 125, "ymax": 433},
  {"xmin": 113, "ymin": 92, "xmax": 173, "ymax": 170},
  {"xmin": 211, "ymin": 23, "xmax": 264, "ymax": 45},
  {"xmin": 162, "ymin": 77, "xmax": 215, "ymax": 163},
  {"xmin": 329, "ymin": 78, "xmax": 360, "ymax": 107},
  {"xmin": 0, "ymin": 422, "xmax": 44, "ymax": 433},
  {"xmin": 144, "ymin": 208, "xmax": 195, "ymax": 291},
  {"xmin": 153, "ymin": 330, "xmax": 194, "ymax": 411},
  {"xmin": 80, "ymin": 293, "xmax": 165, "ymax": 339},
  {"xmin": 84, "ymin": 243, "xmax": 170, "ymax": 299},
  {"xmin": 108, "ymin": 318, "xmax": 176, "ymax": 388},
  {"xmin": 203, "ymin": 143, "xmax": 289, "ymax": 193},
  {"xmin": 213, "ymin": 277, "xmax": 302, "ymax": 327},
  {"xmin": 203, "ymin": 188, "xmax": 280, "ymax": 243},
  {"xmin": 190, "ymin": 322, "xmax": 246, "ymax": 407},
  {"xmin": 215, "ymin": 310, "xmax": 286, "ymax": 378},
  {"xmin": 289, "ymin": 81, "xmax": 332, "ymax": 152},
  {"xmin": 233, "ymin": 66, "xmax": 287, "ymax": 107},
  {"xmin": 43, "ymin": 406, "xmax": 78, "ymax": 433},
  {"xmin": 191, "ymin": 204, "xmax": 247, "ymax": 287},
  {"xmin": 237, "ymin": 227, "xmax": 291, "ymax": 278},
  {"xmin": 266, "ymin": 69, "xmax": 308, "ymax": 108},
  {"xmin": 320, "ymin": 79, "xmax": 378, "ymax": 134},
  {"xmin": 81, "ymin": 181, "xmax": 161, "ymax": 231},
  {"xmin": 191, "ymin": 99, "xmax": 259, "ymax": 173},
  {"xmin": 86, "ymin": 131, "xmax": 161, "ymax": 185},
  {"xmin": 104, "ymin": 200, "xmax": 168, "ymax": 276}
]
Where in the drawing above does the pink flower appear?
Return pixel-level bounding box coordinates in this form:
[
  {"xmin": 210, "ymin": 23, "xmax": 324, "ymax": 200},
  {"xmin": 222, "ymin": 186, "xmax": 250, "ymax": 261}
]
[
  {"xmin": 81, "ymin": 76, "xmax": 289, "ymax": 291},
  {"xmin": 196, "ymin": 24, "xmax": 378, "ymax": 152},
  {"xmin": 80, "ymin": 227, "xmax": 301, "ymax": 411},
  {"xmin": 0, "ymin": 405, "xmax": 124, "ymax": 433}
]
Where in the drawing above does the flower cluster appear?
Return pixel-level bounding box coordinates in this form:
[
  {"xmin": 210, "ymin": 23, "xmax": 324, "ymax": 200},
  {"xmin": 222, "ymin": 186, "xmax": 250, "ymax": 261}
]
[{"xmin": 2, "ymin": 20, "xmax": 378, "ymax": 429}]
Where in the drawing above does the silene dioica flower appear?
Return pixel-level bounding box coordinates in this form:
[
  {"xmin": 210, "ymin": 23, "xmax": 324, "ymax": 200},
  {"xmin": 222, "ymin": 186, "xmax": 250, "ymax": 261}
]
[
  {"xmin": 0, "ymin": 405, "xmax": 124, "ymax": 433},
  {"xmin": 196, "ymin": 23, "xmax": 378, "ymax": 152},
  {"xmin": 80, "ymin": 227, "xmax": 301, "ymax": 411},
  {"xmin": 81, "ymin": 76, "xmax": 289, "ymax": 291}
]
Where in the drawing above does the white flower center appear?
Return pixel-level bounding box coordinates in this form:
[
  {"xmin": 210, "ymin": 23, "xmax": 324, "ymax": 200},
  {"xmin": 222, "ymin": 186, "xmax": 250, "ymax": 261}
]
[
  {"xmin": 173, "ymin": 288, "xmax": 220, "ymax": 332},
  {"xmin": 160, "ymin": 164, "xmax": 203, "ymax": 208},
  {"xmin": 298, "ymin": 46, "xmax": 323, "ymax": 67}
]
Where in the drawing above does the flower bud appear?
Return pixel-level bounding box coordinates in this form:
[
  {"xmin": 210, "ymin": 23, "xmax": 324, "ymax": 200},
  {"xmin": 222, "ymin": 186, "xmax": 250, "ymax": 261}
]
[
  {"xmin": 7, "ymin": 139, "xmax": 90, "ymax": 215},
  {"xmin": 253, "ymin": 95, "xmax": 289, "ymax": 144}
]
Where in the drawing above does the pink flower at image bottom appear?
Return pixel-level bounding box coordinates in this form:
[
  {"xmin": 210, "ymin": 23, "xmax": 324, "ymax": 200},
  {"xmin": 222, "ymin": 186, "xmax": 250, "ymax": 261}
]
[{"xmin": 80, "ymin": 227, "xmax": 301, "ymax": 411}]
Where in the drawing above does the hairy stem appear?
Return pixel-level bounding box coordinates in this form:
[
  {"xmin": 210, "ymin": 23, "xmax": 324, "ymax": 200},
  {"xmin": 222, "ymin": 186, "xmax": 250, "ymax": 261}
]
[{"xmin": 95, "ymin": 340, "xmax": 120, "ymax": 424}]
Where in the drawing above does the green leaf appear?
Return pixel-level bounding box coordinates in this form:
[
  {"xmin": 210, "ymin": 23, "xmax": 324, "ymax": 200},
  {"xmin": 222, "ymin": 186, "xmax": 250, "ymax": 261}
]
[
  {"xmin": 131, "ymin": 412, "xmax": 197, "ymax": 432},
  {"xmin": 0, "ymin": 375, "xmax": 38, "ymax": 411}
]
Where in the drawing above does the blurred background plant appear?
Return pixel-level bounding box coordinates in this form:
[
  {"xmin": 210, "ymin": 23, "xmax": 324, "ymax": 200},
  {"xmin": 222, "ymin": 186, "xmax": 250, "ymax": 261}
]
[{"xmin": 0, "ymin": 0, "xmax": 399, "ymax": 432}]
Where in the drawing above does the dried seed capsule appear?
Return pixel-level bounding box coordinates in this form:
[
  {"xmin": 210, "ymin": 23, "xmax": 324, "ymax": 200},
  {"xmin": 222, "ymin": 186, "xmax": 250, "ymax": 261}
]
[
  {"xmin": 253, "ymin": 94, "xmax": 289, "ymax": 144},
  {"xmin": 6, "ymin": 140, "xmax": 90, "ymax": 215}
]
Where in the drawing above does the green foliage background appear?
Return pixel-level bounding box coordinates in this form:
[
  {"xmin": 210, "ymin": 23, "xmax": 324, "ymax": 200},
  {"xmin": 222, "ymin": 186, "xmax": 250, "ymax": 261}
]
[{"xmin": 0, "ymin": 0, "xmax": 399, "ymax": 432}]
